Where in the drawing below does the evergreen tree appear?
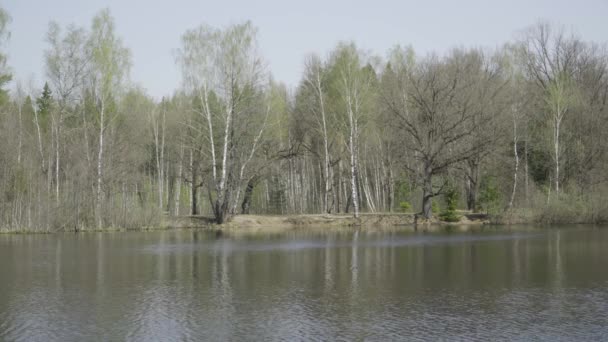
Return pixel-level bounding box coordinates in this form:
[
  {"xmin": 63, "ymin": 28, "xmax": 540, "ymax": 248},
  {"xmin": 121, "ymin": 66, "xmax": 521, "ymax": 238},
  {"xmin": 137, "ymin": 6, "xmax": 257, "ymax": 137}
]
[{"xmin": 36, "ymin": 82, "xmax": 54, "ymax": 130}]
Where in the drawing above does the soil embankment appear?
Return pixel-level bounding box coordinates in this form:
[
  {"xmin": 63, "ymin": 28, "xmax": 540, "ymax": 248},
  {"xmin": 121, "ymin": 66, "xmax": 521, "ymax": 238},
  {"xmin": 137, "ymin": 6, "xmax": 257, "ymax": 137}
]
[{"xmin": 168, "ymin": 212, "xmax": 489, "ymax": 233}]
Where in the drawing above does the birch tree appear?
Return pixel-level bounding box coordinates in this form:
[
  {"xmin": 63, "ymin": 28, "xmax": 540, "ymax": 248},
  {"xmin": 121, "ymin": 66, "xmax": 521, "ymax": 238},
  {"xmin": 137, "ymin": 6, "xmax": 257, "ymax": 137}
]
[
  {"xmin": 88, "ymin": 9, "xmax": 131, "ymax": 228},
  {"xmin": 301, "ymin": 55, "xmax": 334, "ymax": 213},
  {"xmin": 45, "ymin": 22, "xmax": 91, "ymax": 203},
  {"xmin": 178, "ymin": 21, "xmax": 266, "ymax": 223},
  {"xmin": 0, "ymin": 7, "xmax": 10, "ymax": 104},
  {"xmin": 546, "ymin": 72, "xmax": 576, "ymax": 194},
  {"xmin": 518, "ymin": 22, "xmax": 584, "ymax": 195},
  {"xmin": 328, "ymin": 43, "xmax": 376, "ymax": 219}
]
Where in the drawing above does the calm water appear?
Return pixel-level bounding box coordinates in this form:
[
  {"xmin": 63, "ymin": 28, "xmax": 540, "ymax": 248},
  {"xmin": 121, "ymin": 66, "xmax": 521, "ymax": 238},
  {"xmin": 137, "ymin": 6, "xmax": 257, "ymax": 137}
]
[{"xmin": 0, "ymin": 226, "xmax": 607, "ymax": 341}]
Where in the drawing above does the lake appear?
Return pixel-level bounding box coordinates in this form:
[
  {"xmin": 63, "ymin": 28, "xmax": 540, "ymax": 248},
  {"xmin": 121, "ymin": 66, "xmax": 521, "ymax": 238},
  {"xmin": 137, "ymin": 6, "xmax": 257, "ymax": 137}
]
[{"xmin": 0, "ymin": 226, "xmax": 607, "ymax": 341}]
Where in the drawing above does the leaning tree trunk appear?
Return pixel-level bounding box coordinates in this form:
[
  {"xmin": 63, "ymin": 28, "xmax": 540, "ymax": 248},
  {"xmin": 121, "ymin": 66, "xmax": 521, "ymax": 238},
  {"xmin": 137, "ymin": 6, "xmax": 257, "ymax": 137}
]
[
  {"xmin": 213, "ymin": 106, "xmax": 233, "ymax": 224},
  {"xmin": 241, "ymin": 176, "xmax": 259, "ymax": 214}
]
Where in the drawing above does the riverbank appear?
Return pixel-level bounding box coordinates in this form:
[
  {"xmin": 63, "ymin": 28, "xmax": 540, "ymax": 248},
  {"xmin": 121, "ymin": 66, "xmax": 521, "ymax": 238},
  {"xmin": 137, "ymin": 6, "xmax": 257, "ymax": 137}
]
[
  {"xmin": 0, "ymin": 212, "xmax": 490, "ymax": 234},
  {"xmin": 166, "ymin": 212, "xmax": 491, "ymax": 233},
  {"xmin": 8, "ymin": 209, "xmax": 601, "ymax": 234}
]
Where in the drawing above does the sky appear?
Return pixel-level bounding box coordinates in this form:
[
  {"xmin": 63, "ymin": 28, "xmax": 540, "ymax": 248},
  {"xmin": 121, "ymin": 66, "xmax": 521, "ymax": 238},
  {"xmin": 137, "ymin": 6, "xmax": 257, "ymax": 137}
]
[{"xmin": 4, "ymin": 0, "xmax": 608, "ymax": 99}]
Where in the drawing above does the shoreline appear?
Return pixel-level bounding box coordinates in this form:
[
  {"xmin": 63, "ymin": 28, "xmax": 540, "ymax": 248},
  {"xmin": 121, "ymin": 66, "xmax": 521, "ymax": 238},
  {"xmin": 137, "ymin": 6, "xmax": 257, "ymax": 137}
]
[
  {"xmin": 0, "ymin": 212, "xmax": 603, "ymax": 235},
  {"xmin": 0, "ymin": 213, "xmax": 473, "ymax": 234}
]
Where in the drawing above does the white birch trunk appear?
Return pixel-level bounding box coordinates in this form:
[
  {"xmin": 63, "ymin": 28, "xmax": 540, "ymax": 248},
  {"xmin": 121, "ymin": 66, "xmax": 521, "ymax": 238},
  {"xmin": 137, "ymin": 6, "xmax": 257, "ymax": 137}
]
[
  {"xmin": 31, "ymin": 100, "xmax": 46, "ymax": 172},
  {"xmin": 174, "ymin": 144, "xmax": 184, "ymax": 216},
  {"xmin": 508, "ymin": 117, "xmax": 519, "ymax": 210},
  {"xmin": 201, "ymin": 85, "xmax": 217, "ymax": 181},
  {"xmin": 96, "ymin": 100, "xmax": 105, "ymax": 228},
  {"xmin": 315, "ymin": 71, "xmax": 331, "ymax": 214},
  {"xmin": 554, "ymin": 115, "xmax": 561, "ymax": 194},
  {"xmin": 348, "ymin": 97, "xmax": 360, "ymax": 219}
]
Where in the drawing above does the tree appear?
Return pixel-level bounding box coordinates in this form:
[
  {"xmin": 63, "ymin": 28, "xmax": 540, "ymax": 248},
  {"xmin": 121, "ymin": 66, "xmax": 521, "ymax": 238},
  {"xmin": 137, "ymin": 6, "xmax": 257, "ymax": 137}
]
[
  {"xmin": 45, "ymin": 22, "xmax": 91, "ymax": 203},
  {"xmin": 518, "ymin": 22, "xmax": 584, "ymax": 196},
  {"xmin": 546, "ymin": 72, "xmax": 577, "ymax": 194},
  {"xmin": 327, "ymin": 42, "xmax": 376, "ymax": 219},
  {"xmin": 178, "ymin": 21, "xmax": 267, "ymax": 223},
  {"xmin": 381, "ymin": 48, "xmax": 505, "ymax": 219},
  {"xmin": 0, "ymin": 7, "xmax": 10, "ymax": 105},
  {"xmin": 301, "ymin": 54, "xmax": 333, "ymax": 213},
  {"xmin": 88, "ymin": 8, "xmax": 131, "ymax": 228}
]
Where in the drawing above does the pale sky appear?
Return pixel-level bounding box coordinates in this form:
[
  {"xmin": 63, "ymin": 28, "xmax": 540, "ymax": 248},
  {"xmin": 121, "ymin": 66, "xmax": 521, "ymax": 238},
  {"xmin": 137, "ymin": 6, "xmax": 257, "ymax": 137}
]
[{"xmin": 4, "ymin": 0, "xmax": 608, "ymax": 99}]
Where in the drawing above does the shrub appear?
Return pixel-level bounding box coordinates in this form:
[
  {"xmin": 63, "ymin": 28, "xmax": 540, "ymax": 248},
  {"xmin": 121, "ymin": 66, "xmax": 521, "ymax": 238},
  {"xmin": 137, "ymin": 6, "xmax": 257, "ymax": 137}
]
[
  {"xmin": 439, "ymin": 187, "xmax": 460, "ymax": 222},
  {"xmin": 432, "ymin": 200, "xmax": 440, "ymax": 216},
  {"xmin": 479, "ymin": 176, "xmax": 501, "ymax": 215}
]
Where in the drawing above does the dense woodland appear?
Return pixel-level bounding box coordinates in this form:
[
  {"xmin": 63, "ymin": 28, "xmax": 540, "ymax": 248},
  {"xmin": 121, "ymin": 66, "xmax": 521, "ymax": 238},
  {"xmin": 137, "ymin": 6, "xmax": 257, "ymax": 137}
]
[{"xmin": 1, "ymin": 8, "xmax": 608, "ymax": 231}]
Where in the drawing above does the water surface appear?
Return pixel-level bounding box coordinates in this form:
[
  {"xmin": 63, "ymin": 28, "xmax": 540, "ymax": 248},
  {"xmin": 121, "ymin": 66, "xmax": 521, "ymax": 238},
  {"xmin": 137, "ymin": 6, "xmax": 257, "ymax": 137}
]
[{"xmin": 1, "ymin": 226, "xmax": 607, "ymax": 341}]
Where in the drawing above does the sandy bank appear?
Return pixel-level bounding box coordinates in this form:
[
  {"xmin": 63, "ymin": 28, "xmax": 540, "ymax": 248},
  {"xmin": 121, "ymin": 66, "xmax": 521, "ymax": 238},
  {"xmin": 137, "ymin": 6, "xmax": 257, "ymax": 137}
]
[{"xmin": 168, "ymin": 212, "xmax": 490, "ymax": 233}]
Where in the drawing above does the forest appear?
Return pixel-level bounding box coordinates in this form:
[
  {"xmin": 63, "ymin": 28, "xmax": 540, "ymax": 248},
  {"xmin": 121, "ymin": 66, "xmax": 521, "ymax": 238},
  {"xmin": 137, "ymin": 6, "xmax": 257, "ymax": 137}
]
[{"xmin": 1, "ymin": 7, "xmax": 607, "ymax": 231}]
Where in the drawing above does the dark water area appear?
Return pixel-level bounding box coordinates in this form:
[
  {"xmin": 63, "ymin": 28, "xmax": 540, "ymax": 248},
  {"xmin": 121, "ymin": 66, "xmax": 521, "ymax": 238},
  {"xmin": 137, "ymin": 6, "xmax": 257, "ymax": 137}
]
[{"xmin": 1, "ymin": 226, "xmax": 607, "ymax": 341}]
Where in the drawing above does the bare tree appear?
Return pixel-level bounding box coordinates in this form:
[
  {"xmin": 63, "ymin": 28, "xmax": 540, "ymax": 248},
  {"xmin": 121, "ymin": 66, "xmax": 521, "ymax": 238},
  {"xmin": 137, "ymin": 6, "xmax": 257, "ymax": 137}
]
[{"xmin": 381, "ymin": 48, "xmax": 505, "ymax": 219}]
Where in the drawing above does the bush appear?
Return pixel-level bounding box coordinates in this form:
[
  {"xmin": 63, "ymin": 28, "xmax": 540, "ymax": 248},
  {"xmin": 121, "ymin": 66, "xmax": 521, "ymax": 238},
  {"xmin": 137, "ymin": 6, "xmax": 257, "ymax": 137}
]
[
  {"xmin": 432, "ymin": 200, "xmax": 440, "ymax": 216},
  {"xmin": 479, "ymin": 176, "xmax": 501, "ymax": 215},
  {"xmin": 395, "ymin": 175, "xmax": 412, "ymax": 212},
  {"xmin": 536, "ymin": 192, "xmax": 587, "ymax": 224},
  {"xmin": 439, "ymin": 187, "xmax": 460, "ymax": 222}
]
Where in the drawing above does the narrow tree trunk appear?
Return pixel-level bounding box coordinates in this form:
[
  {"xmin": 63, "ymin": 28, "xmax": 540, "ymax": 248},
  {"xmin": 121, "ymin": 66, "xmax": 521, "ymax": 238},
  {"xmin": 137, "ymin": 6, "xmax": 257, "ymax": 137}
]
[
  {"xmin": 524, "ymin": 138, "xmax": 529, "ymax": 205},
  {"xmin": 202, "ymin": 86, "xmax": 218, "ymax": 181},
  {"xmin": 316, "ymin": 73, "xmax": 331, "ymax": 214},
  {"xmin": 241, "ymin": 176, "xmax": 258, "ymax": 214},
  {"xmin": 167, "ymin": 167, "xmax": 175, "ymax": 215},
  {"xmin": 348, "ymin": 103, "xmax": 359, "ymax": 219},
  {"xmin": 96, "ymin": 101, "xmax": 105, "ymax": 229},
  {"xmin": 349, "ymin": 136, "xmax": 359, "ymax": 218},
  {"xmin": 55, "ymin": 122, "xmax": 60, "ymax": 203},
  {"xmin": 31, "ymin": 101, "xmax": 46, "ymax": 173},
  {"xmin": 17, "ymin": 102, "xmax": 22, "ymax": 164},
  {"xmin": 82, "ymin": 105, "xmax": 91, "ymax": 168},
  {"xmin": 464, "ymin": 159, "xmax": 480, "ymax": 212},
  {"xmin": 191, "ymin": 167, "xmax": 199, "ymax": 216},
  {"xmin": 387, "ymin": 162, "xmax": 394, "ymax": 212},
  {"xmin": 508, "ymin": 119, "xmax": 519, "ymax": 210},
  {"xmin": 422, "ymin": 166, "xmax": 433, "ymax": 219},
  {"xmin": 554, "ymin": 117, "xmax": 561, "ymax": 194},
  {"xmin": 189, "ymin": 149, "xmax": 194, "ymax": 214},
  {"xmin": 174, "ymin": 145, "xmax": 183, "ymax": 216},
  {"xmin": 160, "ymin": 109, "xmax": 166, "ymax": 210}
]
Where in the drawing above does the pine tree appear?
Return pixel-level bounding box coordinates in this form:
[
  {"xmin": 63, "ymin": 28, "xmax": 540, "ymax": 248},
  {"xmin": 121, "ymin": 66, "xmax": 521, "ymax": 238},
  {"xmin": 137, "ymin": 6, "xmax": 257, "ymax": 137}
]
[{"xmin": 36, "ymin": 82, "xmax": 54, "ymax": 130}]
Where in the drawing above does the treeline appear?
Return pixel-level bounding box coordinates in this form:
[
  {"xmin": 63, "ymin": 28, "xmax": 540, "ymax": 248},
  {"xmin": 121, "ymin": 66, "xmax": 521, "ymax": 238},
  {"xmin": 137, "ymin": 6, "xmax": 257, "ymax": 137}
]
[{"xmin": 1, "ymin": 8, "xmax": 607, "ymax": 231}]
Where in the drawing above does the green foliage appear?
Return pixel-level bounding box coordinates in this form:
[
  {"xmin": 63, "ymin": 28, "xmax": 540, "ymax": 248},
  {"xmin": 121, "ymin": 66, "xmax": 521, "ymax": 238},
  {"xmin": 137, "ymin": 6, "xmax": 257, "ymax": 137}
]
[
  {"xmin": 537, "ymin": 195, "xmax": 584, "ymax": 224},
  {"xmin": 527, "ymin": 143, "xmax": 551, "ymax": 186},
  {"xmin": 394, "ymin": 174, "xmax": 411, "ymax": 211},
  {"xmin": 89, "ymin": 8, "xmax": 131, "ymax": 99},
  {"xmin": 0, "ymin": 7, "xmax": 10, "ymax": 106},
  {"xmin": 479, "ymin": 176, "xmax": 501, "ymax": 215},
  {"xmin": 36, "ymin": 82, "xmax": 53, "ymax": 129},
  {"xmin": 432, "ymin": 200, "xmax": 440, "ymax": 216},
  {"xmin": 439, "ymin": 186, "xmax": 460, "ymax": 222},
  {"xmin": 399, "ymin": 201, "xmax": 411, "ymax": 212}
]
